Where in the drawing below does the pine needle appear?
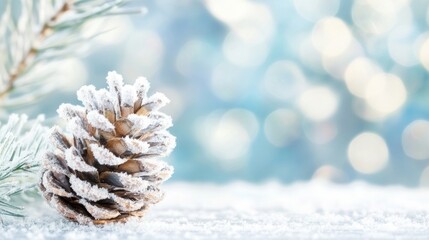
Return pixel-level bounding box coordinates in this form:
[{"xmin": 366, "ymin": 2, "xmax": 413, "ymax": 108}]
[{"xmin": 0, "ymin": 114, "xmax": 48, "ymax": 219}]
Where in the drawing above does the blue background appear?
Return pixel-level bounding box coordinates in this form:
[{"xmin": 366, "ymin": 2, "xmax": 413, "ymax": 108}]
[{"xmin": 25, "ymin": 0, "xmax": 429, "ymax": 186}]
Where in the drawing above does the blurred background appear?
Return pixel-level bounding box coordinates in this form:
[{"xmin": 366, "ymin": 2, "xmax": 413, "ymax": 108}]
[{"xmin": 22, "ymin": 0, "xmax": 429, "ymax": 186}]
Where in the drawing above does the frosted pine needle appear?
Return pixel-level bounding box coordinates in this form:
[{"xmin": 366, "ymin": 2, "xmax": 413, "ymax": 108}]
[{"xmin": 0, "ymin": 114, "xmax": 48, "ymax": 218}]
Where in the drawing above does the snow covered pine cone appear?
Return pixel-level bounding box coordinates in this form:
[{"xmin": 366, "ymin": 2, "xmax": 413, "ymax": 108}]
[{"xmin": 40, "ymin": 71, "xmax": 175, "ymax": 224}]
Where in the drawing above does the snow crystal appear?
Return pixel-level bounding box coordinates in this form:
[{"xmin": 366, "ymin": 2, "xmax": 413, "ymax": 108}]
[
  {"xmin": 64, "ymin": 147, "xmax": 97, "ymax": 172},
  {"xmin": 90, "ymin": 143, "xmax": 127, "ymax": 165},
  {"xmin": 79, "ymin": 199, "xmax": 120, "ymax": 220},
  {"xmin": 67, "ymin": 118, "xmax": 95, "ymax": 141},
  {"xmin": 134, "ymin": 76, "xmax": 150, "ymax": 100},
  {"xmin": 87, "ymin": 110, "xmax": 115, "ymax": 132},
  {"xmin": 142, "ymin": 92, "xmax": 170, "ymax": 112},
  {"xmin": 69, "ymin": 175, "xmax": 110, "ymax": 201},
  {"xmin": 77, "ymin": 85, "xmax": 100, "ymax": 111},
  {"xmin": 121, "ymin": 85, "xmax": 137, "ymax": 107},
  {"xmin": 123, "ymin": 136, "xmax": 149, "ymax": 154},
  {"xmin": 57, "ymin": 104, "xmax": 85, "ymax": 120}
]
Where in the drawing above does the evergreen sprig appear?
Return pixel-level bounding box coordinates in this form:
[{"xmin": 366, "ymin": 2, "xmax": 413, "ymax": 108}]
[
  {"xmin": 0, "ymin": 114, "xmax": 48, "ymax": 218},
  {"xmin": 0, "ymin": 0, "xmax": 143, "ymax": 108}
]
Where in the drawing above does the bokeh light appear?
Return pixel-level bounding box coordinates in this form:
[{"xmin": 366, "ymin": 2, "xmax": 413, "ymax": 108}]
[
  {"xmin": 303, "ymin": 121, "xmax": 338, "ymax": 145},
  {"xmin": 210, "ymin": 62, "xmax": 251, "ymax": 102},
  {"xmin": 402, "ymin": 120, "xmax": 429, "ymax": 160},
  {"xmin": 176, "ymin": 39, "xmax": 215, "ymax": 78},
  {"xmin": 420, "ymin": 166, "xmax": 429, "ymax": 186},
  {"xmin": 344, "ymin": 57, "xmax": 382, "ymax": 98},
  {"xmin": 298, "ymin": 86, "xmax": 339, "ymax": 121},
  {"xmin": 312, "ymin": 165, "xmax": 345, "ymax": 182},
  {"xmin": 264, "ymin": 109, "xmax": 300, "ymax": 147},
  {"xmin": 364, "ymin": 73, "xmax": 407, "ymax": 116},
  {"xmin": 82, "ymin": 16, "xmax": 133, "ymax": 46},
  {"xmin": 222, "ymin": 31, "xmax": 269, "ymax": 67},
  {"xmin": 120, "ymin": 30, "xmax": 164, "ymax": 79},
  {"xmin": 352, "ymin": 0, "xmax": 411, "ymax": 36},
  {"xmin": 293, "ymin": 0, "xmax": 340, "ymax": 22},
  {"xmin": 311, "ymin": 17, "xmax": 352, "ymax": 57},
  {"xmin": 194, "ymin": 109, "xmax": 259, "ymax": 169},
  {"xmin": 387, "ymin": 24, "xmax": 420, "ymax": 66},
  {"xmin": 348, "ymin": 132, "xmax": 389, "ymax": 174},
  {"xmin": 263, "ymin": 60, "xmax": 307, "ymax": 101},
  {"xmin": 418, "ymin": 35, "xmax": 429, "ymax": 71},
  {"xmin": 35, "ymin": 0, "xmax": 429, "ymax": 186},
  {"xmin": 56, "ymin": 58, "xmax": 88, "ymax": 91}
]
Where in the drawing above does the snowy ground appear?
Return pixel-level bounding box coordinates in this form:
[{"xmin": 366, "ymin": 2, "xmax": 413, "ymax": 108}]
[{"xmin": 2, "ymin": 181, "xmax": 429, "ymax": 239}]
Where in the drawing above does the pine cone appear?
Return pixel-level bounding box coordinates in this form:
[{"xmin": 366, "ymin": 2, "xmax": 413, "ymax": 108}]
[{"xmin": 40, "ymin": 71, "xmax": 175, "ymax": 225}]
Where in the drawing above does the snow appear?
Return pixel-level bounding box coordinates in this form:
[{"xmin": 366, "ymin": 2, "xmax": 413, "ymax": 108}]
[
  {"xmin": 90, "ymin": 143, "xmax": 127, "ymax": 165},
  {"xmin": 147, "ymin": 112, "xmax": 173, "ymax": 132},
  {"xmin": 57, "ymin": 104, "xmax": 85, "ymax": 121},
  {"xmin": 87, "ymin": 110, "xmax": 115, "ymax": 132},
  {"xmin": 136, "ymin": 159, "xmax": 174, "ymax": 179},
  {"xmin": 143, "ymin": 92, "xmax": 170, "ymax": 112},
  {"xmin": 97, "ymin": 89, "xmax": 115, "ymax": 113},
  {"xmin": 121, "ymin": 85, "xmax": 137, "ymax": 107},
  {"xmin": 3, "ymin": 181, "xmax": 429, "ymax": 239},
  {"xmin": 118, "ymin": 172, "xmax": 149, "ymax": 192},
  {"xmin": 127, "ymin": 114, "xmax": 150, "ymax": 133},
  {"xmin": 69, "ymin": 175, "xmax": 110, "ymax": 201},
  {"xmin": 77, "ymin": 85, "xmax": 100, "ymax": 111},
  {"xmin": 134, "ymin": 76, "xmax": 150, "ymax": 101},
  {"xmin": 67, "ymin": 118, "xmax": 94, "ymax": 141},
  {"xmin": 145, "ymin": 131, "xmax": 176, "ymax": 156},
  {"xmin": 64, "ymin": 147, "xmax": 97, "ymax": 172},
  {"xmin": 43, "ymin": 153, "xmax": 69, "ymax": 175},
  {"xmin": 122, "ymin": 136, "xmax": 149, "ymax": 154},
  {"xmin": 79, "ymin": 199, "xmax": 120, "ymax": 220},
  {"xmin": 109, "ymin": 194, "xmax": 146, "ymax": 212},
  {"xmin": 106, "ymin": 71, "xmax": 124, "ymax": 118}
]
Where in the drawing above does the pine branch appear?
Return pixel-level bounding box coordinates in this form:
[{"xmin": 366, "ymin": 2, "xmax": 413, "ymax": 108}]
[
  {"xmin": 0, "ymin": 1, "xmax": 71, "ymax": 98},
  {"xmin": 0, "ymin": 0, "xmax": 144, "ymax": 108},
  {"xmin": 0, "ymin": 114, "xmax": 48, "ymax": 218}
]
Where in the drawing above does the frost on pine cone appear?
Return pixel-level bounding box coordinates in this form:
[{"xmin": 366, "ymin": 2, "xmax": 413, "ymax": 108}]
[{"xmin": 39, "ymin": 71, "xmax": 175, "ymax": 224}]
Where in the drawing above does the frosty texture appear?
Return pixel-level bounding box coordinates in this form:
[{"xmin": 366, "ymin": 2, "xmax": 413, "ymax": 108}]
[{"xmin": 40, "ymin": 71, "xmax": 175, "ymax": 224}]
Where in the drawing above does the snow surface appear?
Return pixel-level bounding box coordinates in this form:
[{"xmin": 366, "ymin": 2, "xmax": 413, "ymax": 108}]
[{"xmin": 2, "ymin": 181, "xmax": 429, "ymax": 239}]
